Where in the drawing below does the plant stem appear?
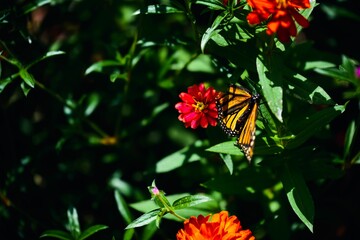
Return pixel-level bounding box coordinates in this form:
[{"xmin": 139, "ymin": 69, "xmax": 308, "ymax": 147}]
[{"xmin": 157, "ymin": 194, "xmax": 187, "ymax": 221}]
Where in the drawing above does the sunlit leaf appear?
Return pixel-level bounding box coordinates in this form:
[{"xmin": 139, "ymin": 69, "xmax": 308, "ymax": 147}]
[
  {"xmin": 280, "ymin": 161, "xmax": 314, "ymax": 233},
  {"xmin": 125, "ymin": 209, "xmax": 160, "ymax": 229},
  {"xmin": 123, "ymin": 229, "xmax": 135, "ymax": 240},
  {"xmin": 315, "ymin": 55, "xmax": 359, "ymax": 86},
  {"xmin": 187, "ymin": 54, "xmax": 215, "ymax": 73},
  {"xmin": 155, "ymin": 145, "xmax": 203, "ymax": 173},
  {"xmin": 201, "ymin": 12, "xmax": 229, "ymax": 52},
  {"xmin": 19, "ymin": 69, "xmax": 35, "ymax": 88},
  {"xmin": 304, "ymin": 61, "xmax": 335, "ymax": 70},
  {"xmin": 206, "ymin": 141, "xmax": 241, "ymax": 156},
  {"xmin": 256, "ymin": 57, "xmax": 283, "ymax": 122},
  {"xmin": 287, "ymin": 74, "xmax": 334, "ymax": 105},
  {"xmin": 172, "ymin": 195, "xmax": 214, "ymax": 210}
]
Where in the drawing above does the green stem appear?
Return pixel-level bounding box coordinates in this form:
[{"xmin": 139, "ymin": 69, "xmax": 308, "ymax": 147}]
[
  {"xmin": 157, "ymin": 195, "xmax": 187, "ymax": 221},
  {"xmin": 184, "ymin": 0, "xmax": 199, "ymax": 43}
]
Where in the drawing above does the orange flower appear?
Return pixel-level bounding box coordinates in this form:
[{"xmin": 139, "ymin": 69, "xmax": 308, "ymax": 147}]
[
  {"xmin": 176, "ymin": 211, "xmax": 255, "ymax": 240},
  {"xmin": 247, "ymin": 0, "xmax": 310, "ymax": 42}
]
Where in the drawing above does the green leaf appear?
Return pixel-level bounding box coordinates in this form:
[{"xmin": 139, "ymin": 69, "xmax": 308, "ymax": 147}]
[
  {"xmin": 172, "ymin": 195, "xmax": 214, "ymax": 210},
  {"xmin": 220, "ymin": 153, "xmax": 233, "ymax": 174},
  {"xmin": 141, "ymin": 102, "xmax": 169, "ymax": 127},
  {"xmin": 39, "ymin": 50, "xmax": 66, "ymax": 62},
  {"xmin": 344, "ymin": 120, "xmax": 356, "ymax": 159},
  {"xmin": 304, "ymin": 60, "xmax": 335, "ymax": 71},
  {"xmin": 40, "ymin": 230, "xmax": 74, "ymax": 240},
  {"xmin": 140, "ymin": 223, "xmax": 158, "ymax": 240},
  {"xmin": 110, "ymin": 72, "xmax": 128, "ymax": 82},
  {"xmin": 155, "ymin": 145, "xmax": 203, "ymax": 173},
  {"xmin": 19, "ymin": 69, "xmax": 35, "ymax": 88},
  {"xmin": 28, "ymin": 51, "xmax": 66, "ymax": 69},
  {"xmin": 85, "ymin": 60, "xmax": 123, "ymax": 75},
  {"xmin": 287, "ymin": 74, "xmax": 334, "ymax": 105},
  {"xmin": 257, "ymin": 56, "xmax": 283, "ymax": 122},
  {"xmin": 321, "ymin": 3, "xmax": 360, "ymax": 21},
  {"xmin": 130, "ymin": 194, "xmax": 187, "ymax": 213},
  {"xmin": 202, "ymin": 168, "xmax": 276, "ymax": 199},
  {"xmin": 280, "ymin": 161, "xmax": 314, "ymax": 233},
  {"xmin": 286, "ymin": 104, "xmax": 346, "ymax": 149},
  {"xmin": 201, "ymin": 12, "xmax": 229, "ymax": 52},
  {"xmin": 22, "ymin": 0, "xmax": 53, "ymax": 14},
  {"xmin": 314, "ymin": 55, "xmax": 359, "ymax": 85},
  {"xmin": 206, "ymin": 141, "xmax": 242, "ymax": 156},
  {"xmin": 67, "ymin": 208, "xmax": 81, "ymax": 239},
  {"xmin": 155, "ymin": 211, "xmax": 164, "ymax": 228},
  {"xmin": 125, "ymin": 209, "xmax": 160, "ymax": 229},
  {"xmin": 0, "ymin": 75, "xmax": 16, "ymax": 94},
  {"xmin": 123, "ymin": 229, "xmax": 135, "ymax": 240},
  {"xmin": 114, "ymin": 190, "xmax": 133, "ymax": 224},
  {"xmin": 130, "ymin": 193, "xmax": 218, "ymax": 221},
  {"xmin": 20, "ymin": 81, "xmax": 32, "ymax": 96},
  {"xmin": 187, "ymin": 54, "xmax": 215, "ymax": 73},
  {"xmin": 207, "ymin": 137, "xmax": 283, "ymax": 159},
  {"xmin": 195, "ymin": 0, "xmax": 226, "ymax": 10},
  {"xmin": 78, "ymin": 225, "xmax": 108, "ymax": 240},
  {"xmin": 133, "ymin": 5, "xmax": 184, "ymax": 15},
  {"xmin": 84, "ymin": 93, "xmax": 100, "ymax": 116}
]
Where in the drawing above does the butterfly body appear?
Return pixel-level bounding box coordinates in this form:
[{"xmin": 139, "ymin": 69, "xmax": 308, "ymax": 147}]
[{"xmin": 216, "ymin": 84, "xmax": 260, "ymax": 162}]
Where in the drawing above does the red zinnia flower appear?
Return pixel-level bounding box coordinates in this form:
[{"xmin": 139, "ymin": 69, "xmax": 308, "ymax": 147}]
[
  {"xmin": 246, "ymin": 0, "xmax": 310, "ymax": 42},
  {"xmin": 176, "ymin": 211, "xmax": 256, "ymax": 240},
  {"xmin": 175, "ymin": 83, "xmax": 218, "ymax": 129}
]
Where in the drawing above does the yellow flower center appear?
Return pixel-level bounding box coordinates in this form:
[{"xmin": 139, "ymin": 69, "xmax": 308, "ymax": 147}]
[{"xmin": 193, "ymin": 100, "xmax": 206, "ymax": 112}]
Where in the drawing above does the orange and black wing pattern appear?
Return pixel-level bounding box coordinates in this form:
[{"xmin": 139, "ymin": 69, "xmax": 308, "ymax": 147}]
[{"xmin": 216, "ymin": 84, "xmax": 260, "ymax": 162}]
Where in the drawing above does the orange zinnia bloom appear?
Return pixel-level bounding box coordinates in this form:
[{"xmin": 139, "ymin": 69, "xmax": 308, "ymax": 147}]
[
  {"xmin": 247, "ymin": 0, "xmax": 310, "ymax": 42},
  {"xmin": 176, "ymin": 211, "xmax": 256, "ymax": 240}
]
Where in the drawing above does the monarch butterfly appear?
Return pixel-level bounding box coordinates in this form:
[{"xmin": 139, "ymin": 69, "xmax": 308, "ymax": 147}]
[{"xmin": 216, "ymin": 84, "xmax": 260, "ymax": 162}]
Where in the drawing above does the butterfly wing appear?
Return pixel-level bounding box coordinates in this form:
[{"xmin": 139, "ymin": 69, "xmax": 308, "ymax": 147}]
[
  {"xmin": 237, "ymin": 99, "xmax": 258, "ymax": 162},
  {"xmin": 216, "ymin": 85, "xmax": 253, "ymax": 136},
  {"xmin": 217, "ymin": 84, "xmax": 260, "ymax": 162}
]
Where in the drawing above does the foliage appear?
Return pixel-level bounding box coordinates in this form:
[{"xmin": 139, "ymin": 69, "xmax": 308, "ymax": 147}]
[{"xmin": 1, "ymin": 0, "xmax": 359, "ymax": 239}]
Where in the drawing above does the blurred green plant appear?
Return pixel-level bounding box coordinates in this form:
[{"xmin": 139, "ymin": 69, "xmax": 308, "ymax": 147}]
[
  {"xmin": 1, "ymin": 0, "xmax": 359, "ymax": 239},
  {"xmin": 40, "ymin": 208, "xmax": 108, "ymax": 240}
]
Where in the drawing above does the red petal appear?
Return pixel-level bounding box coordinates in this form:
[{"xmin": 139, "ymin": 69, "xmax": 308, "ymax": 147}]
[
  {"xmin": 290, "ymin": 8, "xmax": 309, "ymax": 28},
  {"xmin": 179, "ymin": 92, "xmax": 195, "ymax": 104}
]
